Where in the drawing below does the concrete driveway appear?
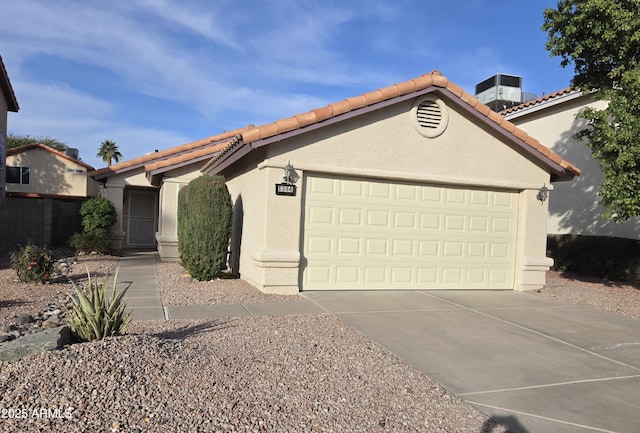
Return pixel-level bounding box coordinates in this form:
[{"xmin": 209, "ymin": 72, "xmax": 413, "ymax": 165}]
[{"xmin": 303, "ymin": 290, "xmax": 640, "ymax": 433}]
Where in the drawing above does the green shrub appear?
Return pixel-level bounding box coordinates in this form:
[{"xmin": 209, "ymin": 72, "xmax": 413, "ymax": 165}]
[
  {"xmin": 68, "ymin": 269, "xmax": 132, "ymax": 342},
  {"xmin": 69, "ymin": 229, "xmax": 112, "ymax": 254},
  {"xmin": 79, "ymin": 197, "xmax": 117, "ymax": 233},
  {"xmin": 69, "ymin": 197, "xmax": 116, "ymax": 254},
  {"xmin": 178, "ymin": 175, "xmax": 233, "ymax": 281},
  {"xmin": 547, "ymin": 234, "xmax": 640, "ymax": 281},
  {"xmin": 10, "ymin": 242, "xmax": 56, "ymax": 283}
]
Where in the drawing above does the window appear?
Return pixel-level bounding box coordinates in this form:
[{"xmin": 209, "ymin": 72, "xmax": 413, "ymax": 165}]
[{"xmin": 6, "ymin": 166, "xmax": 30, "ymax": 184}]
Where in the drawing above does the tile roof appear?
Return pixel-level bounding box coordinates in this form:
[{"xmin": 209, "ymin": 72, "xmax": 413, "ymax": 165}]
[
  {"xmin": 499, "ymin": 87, "xmax": 576, "ymax": 115},
  {"xmin": 7, "ymin": 143, "xmax": 95, "ymax": 171},
  {"xmin": 0, "ymin": 54, "xmax": 19, "ymax": 112},
  {"xmin": 89, "ymin": 127, "xmax": 249, "ymax": 179},
  {"xmin": 204, "ymin": 70, "xmax": 580, "ymax": 178}
]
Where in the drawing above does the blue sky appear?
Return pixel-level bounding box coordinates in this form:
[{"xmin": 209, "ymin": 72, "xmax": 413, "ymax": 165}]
[{"xmin": 1, "ymin": 0, "xmax": 572, "ymax": 170}]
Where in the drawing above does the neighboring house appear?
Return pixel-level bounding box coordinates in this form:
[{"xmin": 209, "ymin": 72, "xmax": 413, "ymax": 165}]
[
  {"xmin": 5, "ymin": 143, "xmax": 99, "ymax": 198},
  {"xmin": 1, "ymin": 143, "xmax": 99, "ymax": 248},
  {"xmin": 0, "ymin": 54, "xmax": 20, "ymax": 199},
  {"xmin": 90, "ymin": 129, "xmax": 249, "ymax": 257},
  {"xmin": 199, "ymin": 70, "xmax": 579, "ymax": 294},
  {"xmin": 96, "ymin": 70, "xmax": 579, "ymax": 294},
  {"xmin": 502, "ymin": 89, "xmax": 640, "ymax": 240}
]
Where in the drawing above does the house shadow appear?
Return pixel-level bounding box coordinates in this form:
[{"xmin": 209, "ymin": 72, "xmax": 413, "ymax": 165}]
[
  {"xmin": 549, "ymin": 113, "xmax": 640, "ymax": 238},
  {"xmin": 229, "ymin": 194, "xmax": 243, "ymax": 277}
]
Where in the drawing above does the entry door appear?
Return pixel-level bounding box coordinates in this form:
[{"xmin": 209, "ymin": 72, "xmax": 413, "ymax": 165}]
[
  {"xmin": 127, "ymin": 190, "xmax": 158, "ymax": 247},
  {"xmin": 302, "ymin": 174, "xmax": 518, "ymax": 290}
]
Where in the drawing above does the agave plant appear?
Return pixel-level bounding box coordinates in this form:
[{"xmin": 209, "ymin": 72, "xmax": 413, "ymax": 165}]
[{"xmin": 68, "ymin": 269, "xmax": 132, "ymax": 342}]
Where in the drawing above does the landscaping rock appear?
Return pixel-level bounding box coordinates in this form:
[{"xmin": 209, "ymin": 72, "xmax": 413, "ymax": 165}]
[{"xmin": 0, "ymin": 325, "xmax": 74, "ymax": 361}]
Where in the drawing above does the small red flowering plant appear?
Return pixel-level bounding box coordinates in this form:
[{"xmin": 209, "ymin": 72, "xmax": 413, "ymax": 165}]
[{"xmin": 10, "ymin": 242, "xmax": 56, "ymax": 283}]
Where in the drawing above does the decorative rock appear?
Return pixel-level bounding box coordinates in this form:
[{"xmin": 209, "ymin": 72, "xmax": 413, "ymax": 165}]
[
  {"xmin": 42, "ymin": 318, "xmax": 61, "ymax": 329},
  {"xmin": 0, "ymin": 325, "xmax": 74, "ymax": 361},
  {"xmin": 14, "ymin": 314, "xmax": 34, "ymax": 325}
]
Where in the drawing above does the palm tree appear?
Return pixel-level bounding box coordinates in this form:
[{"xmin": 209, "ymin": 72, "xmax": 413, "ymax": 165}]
[{"xmin": 97, "ymin": 139, "xmax": 123, "ymax": 165}]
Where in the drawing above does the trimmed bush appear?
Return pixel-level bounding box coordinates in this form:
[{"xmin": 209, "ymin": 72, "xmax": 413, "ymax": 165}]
[
  {"xmin": 10, "ymin": 242, "xmax": 56, "ymax": 283},
  {"xmin": 79, "ymin": 197, "xmax": 117, "ymax": 233},
  {"xmin": 69, "ymin": 229, "xmax": 112, "ymax": 254},
  {"xmin": 547, "ymin": 234, "xmax": 640, "ymax": 281},
  {"xmin": 178, "ymin": 175, "xmax": 233, "ymax": 281},
  {"xmin": 69, "ymin": 197, "xmax": 116, "ymax": 254},
  {"xmin": 68, "ymin": 270, "xmax": 132, "ymax": 341}
]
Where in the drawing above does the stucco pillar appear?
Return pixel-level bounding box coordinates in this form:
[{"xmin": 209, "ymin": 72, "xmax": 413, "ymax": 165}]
[
  {"xmin": 105, "ymin": 185, "xmax": 125, "ymax": 254},
  {"xmin": 516, "ymin": 187, "xmax": 553, "ymax": 291},
  {"xmin": 251, "ymin": 164, "xmax": 302, "ymax": 294},
  {"xmin": 156, "ymin": 179, "xmax": 183, "ymax": 261}
]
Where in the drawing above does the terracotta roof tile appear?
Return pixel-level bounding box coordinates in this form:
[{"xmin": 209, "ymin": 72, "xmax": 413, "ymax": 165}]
[
  {"xmin": 395, "ymin": 80, "xmax": 417, "ymax": 95},
  {"xmin": 275, "ymin": 116, "xmax": 300, "ymax": 133},
  {"xmin": 363, "ymin": 89, "xmax": 384, "ymax": 105},
  {"xmin": 379, "ymin": 85, "xmax": 400, "ymax": 100},
  {"xmin": 294, "ymin": 111, "xmax": 318, "ymax": 128},
  {"xmin": 311, "ymin": 106, "xmax": 334, "ymax": 122},
  {"xmin": 328, "ymin": 100, "xmax": 351, "ymax": 116},
  {"xmin": 475, "ymin": 102, "xmax": 492, "ymax": 118},
  {"xmin": 500, "ymin": 87, "xmax": 575, "ymax": 115},
  {"xmin": 346, "ymin": 95, "xmax": 368, "ymax": 110}
]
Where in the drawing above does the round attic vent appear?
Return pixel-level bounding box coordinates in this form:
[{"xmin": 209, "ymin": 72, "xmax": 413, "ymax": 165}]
[{"xmin": 411, "ymin": 97, "xmax": 448, "ymax": 138}]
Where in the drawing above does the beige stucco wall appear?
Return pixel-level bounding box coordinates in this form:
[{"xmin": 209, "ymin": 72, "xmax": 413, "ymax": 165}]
[
  {"xmin": 216, "ymin": 93, "xmax": 554, "ymax": 294},
  {"xmin": 155, "ymin": 165, "xmax": 203, "ymax": 260},
  {"xmin": 508, "ymin": 94, "xmax": 640, "ymax": 239},
  {"xmin": 6, "ymin": 147, "xmax": 100, "ymax": 197}
]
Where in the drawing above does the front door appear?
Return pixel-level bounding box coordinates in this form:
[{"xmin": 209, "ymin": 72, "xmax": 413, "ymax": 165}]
[{"xmin": 127, "ymin": 189, "xmax": 158, "ymax": 247}]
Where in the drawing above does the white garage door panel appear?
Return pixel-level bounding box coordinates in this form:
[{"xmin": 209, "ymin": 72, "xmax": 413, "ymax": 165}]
[{"xmin": 302, "ymin": 175, "xmax": 518, "ymax": 290}]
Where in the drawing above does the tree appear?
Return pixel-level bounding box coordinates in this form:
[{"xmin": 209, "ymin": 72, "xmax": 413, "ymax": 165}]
[
  {"xmin": 6, "ymin": 133, "xmax": 66, "ymax": 151},
  {"xmin": 544, "ymin": 0, "xmax": 640, "ymax": 222},
  {"xmin": 97, "ymin": 139, "xmax": 123, "ymax": 165}
]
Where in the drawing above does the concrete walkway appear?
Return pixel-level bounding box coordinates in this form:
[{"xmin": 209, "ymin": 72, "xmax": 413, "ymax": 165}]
[{"xmin": 117, "ymin": 251, "xmax": 324, "ymax": 321}]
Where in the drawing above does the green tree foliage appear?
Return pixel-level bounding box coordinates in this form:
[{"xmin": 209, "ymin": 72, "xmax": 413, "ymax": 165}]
[
  {"xmin": 96, "ymin": 139, "xmax": 123, "ymax": 165},
  {"xmin": 544, "ymin": 0, "xmax": 640, "ymax": 221},
  {"xmin": 6, "ymin": 133, "xmax": 66, "ymax": 151},
  {"xmin": 178, "ymin": 175, "xmax": 233, "ymax": 281}
]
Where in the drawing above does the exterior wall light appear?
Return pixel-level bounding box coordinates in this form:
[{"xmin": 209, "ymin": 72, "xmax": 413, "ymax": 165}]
[
  {"xmin": 283, "ymin": 161, "xmax": 294, "ymax": 185},
  {"xmin": 537, "ymin": 184, "xmax": 549, "ymax": 203}
]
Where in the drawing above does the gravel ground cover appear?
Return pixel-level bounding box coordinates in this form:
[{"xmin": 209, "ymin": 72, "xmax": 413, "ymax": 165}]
[{"xmin": 1, "ymin": 251, "xmax": 639, "ymax": 432}]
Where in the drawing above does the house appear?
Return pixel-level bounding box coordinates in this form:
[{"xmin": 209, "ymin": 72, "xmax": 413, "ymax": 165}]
[
  {"xmin": 89, "ymin": 129, "xmax": 249, "ymax": 257},
  {"xmin": 199, "ymin": 70, "xmax": 579, "ymax": 294},
  {"xmin": 1, "ymin": 144, "xmax": 99, "ymax": 248},
  {"xmin": 5, "ymin": 143, "xmax": 99, "ymax": 199},
  {"xmin": 502, "ymin": 89, "xmax": 640, "ymax": 239},
  {"xmin": 0, "ymin": 54, "xmax": 19, "ymax": 199},
  {"xmin": 95, "ymin": 70, "xmax": 579, "ymax": 294}
]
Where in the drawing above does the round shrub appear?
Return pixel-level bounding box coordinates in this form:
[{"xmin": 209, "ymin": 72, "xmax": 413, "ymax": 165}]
[
  {"xmin": 79, "ymin": 197, "xmax": 117, "ymax": 234},
  {"xmin": 178, "ymin": 175, "xmax": 232, "ymax": 281},
  {"xmin": 11, "ymin": 242, "xmax": 56, "ymax": 283}
]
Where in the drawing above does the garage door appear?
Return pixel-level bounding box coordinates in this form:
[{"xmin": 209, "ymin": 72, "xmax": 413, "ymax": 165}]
[{"xmin": 302, "ymin": 174, "xmax": 518, "ymax": 290}]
